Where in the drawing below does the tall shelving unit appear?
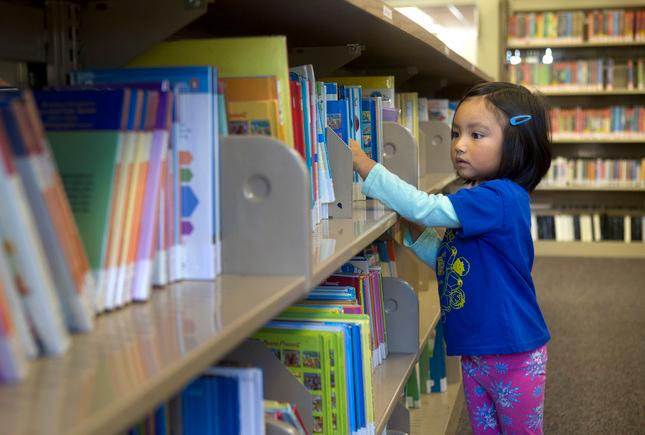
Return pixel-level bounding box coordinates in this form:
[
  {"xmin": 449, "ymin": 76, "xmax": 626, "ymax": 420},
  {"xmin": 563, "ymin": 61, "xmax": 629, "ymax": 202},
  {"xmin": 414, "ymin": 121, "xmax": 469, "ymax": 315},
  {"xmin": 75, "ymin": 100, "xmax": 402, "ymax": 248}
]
[
  {"xmin": 505, "ymin": 0, "xmax": 645, "ymax": 259},
  {"xmin": 0, "ymin": 1, "xmax": 489, "ymax": 434}
]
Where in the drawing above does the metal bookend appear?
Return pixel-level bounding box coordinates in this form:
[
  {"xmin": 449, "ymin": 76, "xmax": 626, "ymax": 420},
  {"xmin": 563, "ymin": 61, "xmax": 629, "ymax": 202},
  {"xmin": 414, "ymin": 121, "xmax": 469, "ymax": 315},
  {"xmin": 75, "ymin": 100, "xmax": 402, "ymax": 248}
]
[
  {"xmin": 326, "ymin": 127, "xmax": 353, "ymax": 219},
  {"xmin": 221, "ymin": 136, "xmax": 311, "ymax": 278},
  {"xmin": 266, "ymin": 418, "xmax": 299, "ymax": 435},
  {"xmin": 420, "ymin": 120, "xmax": 453, "ymax": 173},
  {"xmin": 382, "ymin": 277, "xmax": 419, "ymax": 354},
  {"xmin": 79, "ymin": 0, "xmax": 212, "ymax": 68},
  {"xmin": 383, "ymin": 122, "xmax": 419, "ymax": 188},
  {"xmin": 387, "ymin": 399, "xmax": 411, "ymax": 433},
  {"xmin": 227, "ymin": 339, "xmax": 314, "ymax": 434},
  {"xmin": 419, "ymin": 127, "xmax": 428, "ymax": 178}
]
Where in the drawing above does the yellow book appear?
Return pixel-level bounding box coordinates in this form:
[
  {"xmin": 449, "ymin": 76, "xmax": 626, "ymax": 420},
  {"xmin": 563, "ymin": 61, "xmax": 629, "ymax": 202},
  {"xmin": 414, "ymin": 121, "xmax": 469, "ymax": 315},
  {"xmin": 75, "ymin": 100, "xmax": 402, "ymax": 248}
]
[
  {"xmin": 396, "ymin": 92, "xmax": 420, "ymax": 144},
  {"xmin": 322, "ymin": 75, "xmax": 396, "ymax": 108},
  {"xmin": 228, "ymin": 100, "xmax": 280, "ymax": 138},
  {"xmin": 128, "ymin": 37, "xmax": 293, "ymax": 147}
]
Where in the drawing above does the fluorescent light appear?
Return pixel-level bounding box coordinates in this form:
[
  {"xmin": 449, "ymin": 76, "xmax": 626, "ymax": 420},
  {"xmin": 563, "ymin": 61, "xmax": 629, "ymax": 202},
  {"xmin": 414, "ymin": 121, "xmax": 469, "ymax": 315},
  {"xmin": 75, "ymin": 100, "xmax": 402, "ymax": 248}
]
[
  {"xmin": 447, "ymin": 5, "xmax": 467, "ymax": 25},
  {"xmin": 396, "ymin": 7, "xmax": 444, "ymax": 34}
]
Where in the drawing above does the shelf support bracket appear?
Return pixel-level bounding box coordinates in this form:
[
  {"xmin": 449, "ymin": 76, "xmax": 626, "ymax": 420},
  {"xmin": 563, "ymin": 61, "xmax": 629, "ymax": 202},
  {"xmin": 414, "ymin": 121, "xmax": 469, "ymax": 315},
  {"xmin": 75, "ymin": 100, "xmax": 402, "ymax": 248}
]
[
  {"xmin": 420, "ymin": 120, "xmax": 453, "ymax": 174},
  {"xmin": 326, "ymin": 127, "xmax": 353, "ymax": 218},
  {"xmin": 383, "ymin": 277, "xmax": 419, "ymax": 354},
  {"xmin": 383, "ymin": 122, "xmax": 419, "ymax": 188},
  {"xmin": 226, "ymin": 339, "xmax": 314, "ymax": 434},
  {"xmin": 221, "ymin": 136, "xmax": 311, "ymax": 278}
]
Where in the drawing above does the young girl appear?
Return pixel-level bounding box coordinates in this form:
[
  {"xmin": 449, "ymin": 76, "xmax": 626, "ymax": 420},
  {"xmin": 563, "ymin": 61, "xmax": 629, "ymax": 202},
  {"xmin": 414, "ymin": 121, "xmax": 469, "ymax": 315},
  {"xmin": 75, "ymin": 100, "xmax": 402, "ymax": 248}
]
[{"xmin": 351, "ymin": 82, "xmax": 551, "ymax": 434}]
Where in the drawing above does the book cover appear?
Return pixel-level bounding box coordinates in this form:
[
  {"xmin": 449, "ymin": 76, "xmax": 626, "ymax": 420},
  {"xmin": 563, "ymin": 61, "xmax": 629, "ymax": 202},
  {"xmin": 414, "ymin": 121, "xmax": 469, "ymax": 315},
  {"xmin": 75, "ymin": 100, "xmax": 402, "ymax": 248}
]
[
  {"xmin": 128, "ymin": 36, "xmax": 293, "ymax": 148},
  {"xmin": 4, "ymin": 94, "xmax": 95, "ymax": 330},
  {"xmin": 71, "ymin": 66, "xmax": 218, "ymax": 282},
  {"xmin": 227, "ymin": 99, "xmax": 280, "ymax": 138},
  {"xmin": 0, "ymin": 106, "xmax": 70, "ymax": 356}
]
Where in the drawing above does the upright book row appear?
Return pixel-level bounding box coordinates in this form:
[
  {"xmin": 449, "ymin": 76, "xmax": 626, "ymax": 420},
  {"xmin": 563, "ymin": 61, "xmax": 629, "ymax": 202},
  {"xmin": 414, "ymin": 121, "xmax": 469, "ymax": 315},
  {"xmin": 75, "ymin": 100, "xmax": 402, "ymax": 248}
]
[
  {"xmin": 531, "ymin": 211, "xmax": 645, "ymax": 243},
  {"xmin": 507, "ymin": 8, "xmax": 645, "ymax": 44},
  {"xmin": 508, "ymin": 57, "xmax": 645, "ymax": 91},
  {"xmin": 549, "ymin": 105, "xmax": 645, "ymax": 138},
  {"xmin": 543, "ymin": 156, "xmax": 645, "ymax": 187},
  {"xmin": 124, "ymin": 240, "xmax": 401, "ymax": 435}
]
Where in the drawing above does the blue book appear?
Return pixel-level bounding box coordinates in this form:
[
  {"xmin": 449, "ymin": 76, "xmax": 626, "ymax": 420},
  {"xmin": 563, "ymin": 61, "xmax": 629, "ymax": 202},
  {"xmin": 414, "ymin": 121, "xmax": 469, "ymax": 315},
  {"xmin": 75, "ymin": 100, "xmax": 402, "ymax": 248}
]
[
  {"xmin": 181, "ymin": 377, "xmax": 214, "ymax": 434},
  {"xmin": 326, "ymin": 100, "xmax": 350, "ymax": 142}
]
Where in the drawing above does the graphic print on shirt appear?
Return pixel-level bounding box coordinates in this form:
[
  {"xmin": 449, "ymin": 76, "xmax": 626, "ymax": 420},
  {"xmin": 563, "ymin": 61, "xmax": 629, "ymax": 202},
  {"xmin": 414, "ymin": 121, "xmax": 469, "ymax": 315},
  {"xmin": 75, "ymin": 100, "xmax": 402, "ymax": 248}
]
[{"xmin": 437, "ymin": 229, "xmax": 471, "ymax": 320}]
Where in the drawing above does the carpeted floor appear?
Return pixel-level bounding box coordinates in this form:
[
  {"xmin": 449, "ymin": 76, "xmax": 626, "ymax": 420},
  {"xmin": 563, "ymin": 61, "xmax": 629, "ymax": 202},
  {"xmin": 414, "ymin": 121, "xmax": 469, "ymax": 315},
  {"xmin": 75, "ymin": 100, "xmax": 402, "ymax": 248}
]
[{"xmin": 455, "ymin": 257, "xmax": 645, "ymax": 435}]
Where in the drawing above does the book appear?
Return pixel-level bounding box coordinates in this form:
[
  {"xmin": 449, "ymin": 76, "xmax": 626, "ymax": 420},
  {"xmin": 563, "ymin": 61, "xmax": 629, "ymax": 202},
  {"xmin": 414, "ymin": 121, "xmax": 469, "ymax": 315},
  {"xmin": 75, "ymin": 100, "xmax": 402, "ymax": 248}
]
[
  {"xmin": 3, "ymin": 92, "xmax": 95, "ymax": 329},
  {"xmin": 34, "ymin": 88, "xmax": 130, "ymax": 313},
  {"xmin": 322, "ymin": 76, "xmax": 396, "ymax": 109},
  {"xmin": 0, "ymin": 102, "xmax": 70, "ymax": 356},
  {"xmin": 72, "ymin": 66, "xmax": 219, "ymax": 282},
  {"xmin": 128, "ymin": 36, "xmax": 293, "ymax": 148}
]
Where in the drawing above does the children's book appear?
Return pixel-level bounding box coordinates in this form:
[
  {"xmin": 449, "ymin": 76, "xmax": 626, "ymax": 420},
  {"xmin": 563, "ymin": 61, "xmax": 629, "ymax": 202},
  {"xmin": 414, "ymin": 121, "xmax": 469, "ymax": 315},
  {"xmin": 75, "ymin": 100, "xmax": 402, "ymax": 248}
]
[
  {"xmin": 4, "ymin": 92, "xmax": 95, "ymax": 329},
  {"xmin": 0, "ymin": 103, "xmax": 70, "ymax": 356},
  {"xmin": 128, "ymin": 36, "xmax": 293, "ymax": 148},
  {"xmin": 227, "ymin": 99, "xmax": 280, "ymax": 137},
  {"xmin": 71, "ymin": 66, "xmax": 219, "ymax": 282},
  {"xmin": 253, "ymin": 327, "xmax": 332, "ymax": 435},
  {"xmin": 323, "ymin": 76, "xmax": 396, "ymax": 109}
]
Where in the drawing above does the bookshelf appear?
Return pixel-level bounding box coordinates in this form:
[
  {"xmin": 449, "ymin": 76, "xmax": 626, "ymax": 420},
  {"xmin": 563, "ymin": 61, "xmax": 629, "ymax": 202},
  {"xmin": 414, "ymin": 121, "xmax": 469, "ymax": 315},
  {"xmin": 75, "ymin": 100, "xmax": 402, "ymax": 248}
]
[
  {"xmin": 410, "ymin": 381, "xmax": 465, "ymax": 435},
  {"xmin": 537, "ymin": 184, "xmax": 645, "ymax": 192},
  {"xmin": 505, "ymin": 0, "xmax": 645, "ymax": 258},
  {"xmin": 0, "ymin": 0, "xmax": 489, "ymax": 433},
  {"xmin": 534, "ymin": 240, "xmax": 645, "ymax": 258}
]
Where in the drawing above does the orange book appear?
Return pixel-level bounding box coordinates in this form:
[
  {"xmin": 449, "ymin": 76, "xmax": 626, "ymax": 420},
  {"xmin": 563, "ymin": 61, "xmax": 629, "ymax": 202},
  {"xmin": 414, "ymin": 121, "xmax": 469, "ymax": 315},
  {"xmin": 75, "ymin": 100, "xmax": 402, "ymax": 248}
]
[
  {"xmin": 124, "ymin": 91, "xmax": 157, "ymax": 303},
  {"xmin": 222, "ymin": 76, "xmax": 284, "ymax": 140}
]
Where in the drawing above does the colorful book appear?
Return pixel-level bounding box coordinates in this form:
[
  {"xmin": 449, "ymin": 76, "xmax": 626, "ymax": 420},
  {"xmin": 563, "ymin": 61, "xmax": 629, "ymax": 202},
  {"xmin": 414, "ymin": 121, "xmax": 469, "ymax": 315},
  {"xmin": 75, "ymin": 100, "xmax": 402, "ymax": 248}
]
[
  {"xmin": 0, "ymin": 101, "xmax": 70, "ymax": 356},
  {"xmin": 128, "ymin": 36, "xmax": 293, "ymax": 148}
]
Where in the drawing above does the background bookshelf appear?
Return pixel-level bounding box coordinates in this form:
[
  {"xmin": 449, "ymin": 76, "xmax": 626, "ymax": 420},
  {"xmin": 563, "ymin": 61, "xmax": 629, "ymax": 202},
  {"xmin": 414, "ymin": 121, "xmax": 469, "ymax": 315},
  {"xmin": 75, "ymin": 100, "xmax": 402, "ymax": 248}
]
[
  {"xmin": 505, "ymin": 0, "xmax": 645, "ymax": 258},
  {"xmin": 0, "ymin": 0, "xmax": 484, "ymax": 434}
]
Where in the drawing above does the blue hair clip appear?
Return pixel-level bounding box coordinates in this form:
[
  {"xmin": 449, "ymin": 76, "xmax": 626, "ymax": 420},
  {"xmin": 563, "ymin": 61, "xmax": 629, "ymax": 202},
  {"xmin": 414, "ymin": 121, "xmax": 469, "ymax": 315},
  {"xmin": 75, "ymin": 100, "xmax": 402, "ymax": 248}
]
[{"xmin": 510, "ymin": 114, "xmax": 532, "ymax": 126}]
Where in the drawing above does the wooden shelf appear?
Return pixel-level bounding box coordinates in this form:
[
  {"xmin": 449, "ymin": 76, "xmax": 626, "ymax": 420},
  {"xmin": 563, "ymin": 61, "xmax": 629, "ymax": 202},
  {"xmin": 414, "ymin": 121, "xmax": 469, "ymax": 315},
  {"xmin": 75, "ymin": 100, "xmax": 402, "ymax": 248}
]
[
  {"xmin": 552, "ymin": 136, "xmax": 645, "ymax": 144},
  {"xmin": 508, "ymin": 39, "xmax": 645, "ymax": 49},
  {"xmin": 373, "ymin": 279, "xmax": 441, "ymax": 434},
  {"xmin": 536, "ymin": 184, "xmax": 645, "ymax": 192},
  {"xmin": 373, "ymin": 353, "xmax": 417, "ymax": 435},
  {"xmin": 185, "ymin": 0, "xmax": 490, "ymax": 84},
  {"xmin": 534, "ymin": 240, "xmax": 645, "ymax": 258},
  {"xmin": 311, "ymin": 200, "xmax": 398, "ymax": 287},
  {"xmin": 535, "ymin": 88, "xmax": 645, "ymax": 96},
  {"xmin": 420, "ymin": 173, "xmax": 458, "ymax": 194},
  {"xmin": 0, "ymin": 275, "xmax": 306, "ymax": 435},
  {"xmin": 510, "ymin": 0, "xmax": 645, "ymax": 12},
  {"xmin": 409, "ymin": 381, "xmax": 464, "ymax": 435}
]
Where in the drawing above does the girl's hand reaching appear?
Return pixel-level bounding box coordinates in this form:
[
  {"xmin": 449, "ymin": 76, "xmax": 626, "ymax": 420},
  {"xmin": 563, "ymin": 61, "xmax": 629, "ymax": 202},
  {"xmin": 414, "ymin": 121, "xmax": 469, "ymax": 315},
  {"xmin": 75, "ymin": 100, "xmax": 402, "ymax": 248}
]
[{"xmin": 349, "ymin": 139, "xmax": 376, "ymax": 180}]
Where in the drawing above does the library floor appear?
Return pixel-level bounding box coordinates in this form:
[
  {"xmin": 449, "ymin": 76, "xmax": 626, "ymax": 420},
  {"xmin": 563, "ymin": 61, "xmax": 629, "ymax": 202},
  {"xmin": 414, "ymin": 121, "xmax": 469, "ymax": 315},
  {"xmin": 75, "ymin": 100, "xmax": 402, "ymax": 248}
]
[{"xmin": 454, "ymin": 257, "xmax": 645, "ymax": 434}]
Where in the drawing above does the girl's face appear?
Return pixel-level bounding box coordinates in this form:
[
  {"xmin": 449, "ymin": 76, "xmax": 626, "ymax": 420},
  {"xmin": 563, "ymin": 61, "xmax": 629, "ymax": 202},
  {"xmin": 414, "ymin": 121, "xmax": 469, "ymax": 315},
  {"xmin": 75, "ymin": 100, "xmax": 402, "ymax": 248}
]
[{"xmin": 451, "ymin": 96, "xmax": 504, "ymax": 181}]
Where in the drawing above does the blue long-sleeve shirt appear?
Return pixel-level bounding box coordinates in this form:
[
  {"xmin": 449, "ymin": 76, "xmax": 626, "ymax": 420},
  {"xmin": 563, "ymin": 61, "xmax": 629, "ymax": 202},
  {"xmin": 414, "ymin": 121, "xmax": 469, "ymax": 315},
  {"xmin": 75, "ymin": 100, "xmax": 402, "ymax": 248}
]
[{"xmin": 362, "ymin": 164, "xmax": 550, "ymax": 356}]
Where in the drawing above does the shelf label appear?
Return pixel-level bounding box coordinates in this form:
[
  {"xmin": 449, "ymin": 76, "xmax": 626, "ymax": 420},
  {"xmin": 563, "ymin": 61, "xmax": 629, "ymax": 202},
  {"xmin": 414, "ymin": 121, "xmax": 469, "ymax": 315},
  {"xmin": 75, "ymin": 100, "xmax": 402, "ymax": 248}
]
[{"xmin": 383, "ymin": 5, "xmax": 393, "ymax": 21}]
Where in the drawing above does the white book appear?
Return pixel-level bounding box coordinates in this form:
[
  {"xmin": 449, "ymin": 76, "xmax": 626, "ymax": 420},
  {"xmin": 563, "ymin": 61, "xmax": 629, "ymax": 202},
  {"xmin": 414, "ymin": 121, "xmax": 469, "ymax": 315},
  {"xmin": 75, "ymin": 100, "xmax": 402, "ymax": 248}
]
[
  {"xmin": 0, "ymin": 134, "xmax": 69, "ymax": 355},
  {"xmin": 593, "ymin": 213, "xmax": 602, "ymax": 241},
  {"xmin": 580, "ymin": 214, "xmax": 593, "ymax": 242},
  {"xmin": 531, "ymin": 214, "xmax": 538, "ymax": 241},
  {"xmin": 11, "ymin": 119, "xmax": 94, "ymax": 332},
  {"xmin": 0, "ymin": 234, "xmax": 38, "ymax": 381},
  {"xmin": 0, "ymin": 278, "xmax": 29, "ymax": 383},
  {"xmin": 624, "ymin": 215, "xmax": 631, "ymax": 243}
]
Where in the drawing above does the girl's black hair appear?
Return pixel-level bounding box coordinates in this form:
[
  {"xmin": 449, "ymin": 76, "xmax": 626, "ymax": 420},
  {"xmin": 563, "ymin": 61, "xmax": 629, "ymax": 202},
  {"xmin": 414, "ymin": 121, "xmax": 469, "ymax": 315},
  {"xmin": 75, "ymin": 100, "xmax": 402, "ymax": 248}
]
[{"xmin": 453, "ymin": 82, "xmax": 552, "ymax": 192}]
